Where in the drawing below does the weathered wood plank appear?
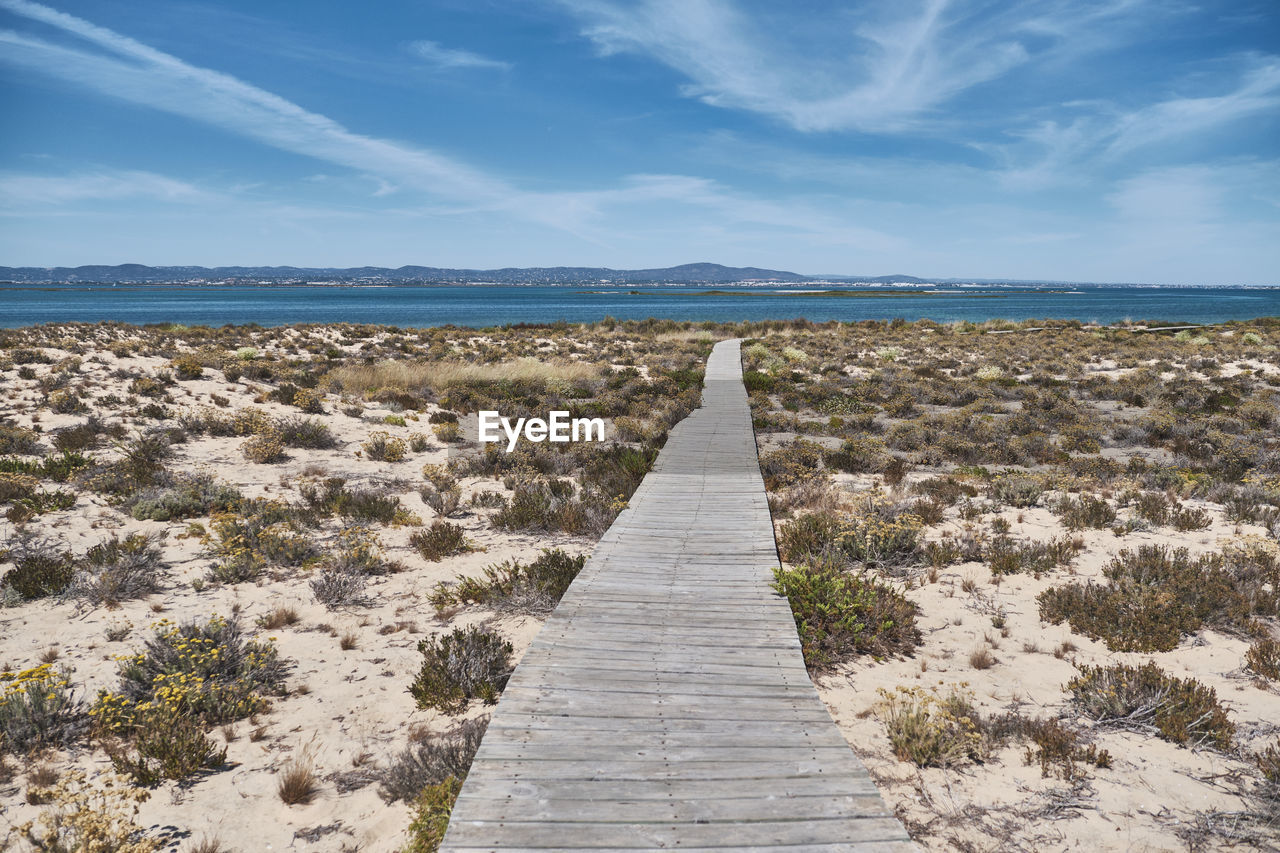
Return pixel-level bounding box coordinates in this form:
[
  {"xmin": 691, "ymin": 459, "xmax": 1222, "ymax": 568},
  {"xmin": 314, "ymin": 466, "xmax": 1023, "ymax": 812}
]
[{"xmin": 439, "ymin": 339, "xmax": 914, "ymax": 852}]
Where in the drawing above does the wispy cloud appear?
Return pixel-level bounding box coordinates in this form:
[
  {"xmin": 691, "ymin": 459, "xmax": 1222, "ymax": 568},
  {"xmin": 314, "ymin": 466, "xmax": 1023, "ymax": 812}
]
[
  {"xmin": 409, "ymin": 40, "xmax": 510, "ymax": 71},
  {"xmin": 555, "ymin": 0, "xmax": 1145, "ymax": 133},
  {"xmin": 0, "ymin": 0, "xmax": 521, "ymax": 210},
  {"xmin": 0, "ymin": 169, "xmax": 215, "ymax": 205}
]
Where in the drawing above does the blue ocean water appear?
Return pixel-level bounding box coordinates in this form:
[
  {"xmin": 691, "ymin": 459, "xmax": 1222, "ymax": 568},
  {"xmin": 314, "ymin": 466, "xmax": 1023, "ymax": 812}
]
[{"xmin": 1, "ymin": 283, "xmax": 1277, "ymax": 328}]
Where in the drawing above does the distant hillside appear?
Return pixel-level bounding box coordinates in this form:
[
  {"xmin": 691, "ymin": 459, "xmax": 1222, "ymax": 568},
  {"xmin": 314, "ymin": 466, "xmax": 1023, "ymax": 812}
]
[{"xmin": 0, "ymin": 262, "xmax": 810, "ymax": 284}]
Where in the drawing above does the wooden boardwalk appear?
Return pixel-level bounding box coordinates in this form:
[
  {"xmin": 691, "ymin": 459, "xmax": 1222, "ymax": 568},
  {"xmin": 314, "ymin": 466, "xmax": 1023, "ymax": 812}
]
[{"xmin": 440, "ymin": 339, "xmax": 915, "ymax": 852}]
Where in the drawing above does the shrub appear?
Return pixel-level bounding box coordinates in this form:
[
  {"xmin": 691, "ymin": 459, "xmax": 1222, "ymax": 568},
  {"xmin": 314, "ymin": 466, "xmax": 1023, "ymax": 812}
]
[
  {"xmin": 410, "ymin": 520, "xmax": 472, "ymax": 562},
  {"xmin": 759, "ymin": 440, "xmax": 825, "ymax": 490},
  {"xmin": 241, "ymin": 427, "xmax": 285, "ymax": 464},
  {"xmin": 1246, "ymin": 637, "xmax": 1280, "ymax": 681},
  {"xmin": 379, "ymin": 716, "xmax": 488, "ymax": 803},
  {"xmin": 989, "ymin": 474, "xmax": 1044, "ymax": 508},
  {"xmin": 772, "ymin": 564, "xmax": 919, "ymax": 671},
  {"xmin": 103, "ymin": 712, "xmax": 226, "ymax": 787},
  {"xmin": 208, "ymin": 500, "xmax": 317, "ymax": 583},
  {"xmin": 431, "ymin": 549, "xmax": 586, "ymax": 616},
  {"xmin": 777, "ymin": 504, "xmax": 923, "ymax": 569},
  {"xmin": 363, "ymin": 431, "xmax": 407, "ymax": 461},
  {"xmin": 128, "ymin": 473, "xmax": 241, "ymax": 521},
  {"xmin": 91, "ymin": 615, "xmax": 289, "ymax": 733},
  {"xmin": 1051, "ymin": 493, "xmax": 1116, "ymax": 530},
  {"xmin": 0, "ymin": 424, "xmax": 41, "ymax": 455},
  {"xmin": 432, "ymin": 421, "xmax": 462, "ymax": 443},
  {"xmin": 1, "ymin": 537, "xmax": 75, "ymax": 601},
  {"xmin": 877, "ymin": 685, "xmax": 986, "ymax": 768},
  {"xmin": 1067, "ymin": 662, "xmax": 1234, "ymax": 750},
  {"xmin": 48, "ymin": 388, "xmax": 85, "ymax": 414},
  {"xmin": 170, "ymin": 355, "xmax": 204, "ymax": 380},
  {"xmin": 66, "ymin": 534, "xmax": 165, "ymax": 607},
  {"xmin": 291, "ymin": 387, "xmax": 325, "ymax": 414},
  {"xmin": 299, "ymin": 478, "xmax": 405, "ymax": 525},
  {"xmin": 0, "ymin": 472, "xmax": 39, "ymax": 503},
  {"xmin": 309, "ymin": 526, "xmax": 390, "ymax": 608},
  {"xmin": 13, "ymin": 770, "xmax": 158, "ymax": 853},
  {"xmin": 985, "ymin": 535, "xmax": 1082, "ymax": 576},
  {"xmin": 275, "ymin": 415, "xmax": 335, "ymax": 448},
  {"xmin": 403, "ymin": 776, "xmax": 463, "ymax": 853},
  {"xmin": 410, "ymin": 626, "xmax": 513, "ymax": 714},
  {"xmin": 1039, "ymin": 545, "xmax": 1261, "ymax": 652},
  {"xmin": 0, "ymin": 664, "xmax": 85, "ymax": 754}
]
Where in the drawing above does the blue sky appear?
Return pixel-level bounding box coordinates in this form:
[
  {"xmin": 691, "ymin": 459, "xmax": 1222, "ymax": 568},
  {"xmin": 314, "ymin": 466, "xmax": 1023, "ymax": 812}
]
[{"xmin": 1, "ymin": 0, "xmax": 1278, "ymax": 283}]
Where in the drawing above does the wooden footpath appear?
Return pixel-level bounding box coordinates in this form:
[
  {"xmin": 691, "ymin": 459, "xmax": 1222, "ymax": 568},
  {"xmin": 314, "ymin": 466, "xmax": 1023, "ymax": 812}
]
[{"xmin": 440, "ymin": 339, "xmax": 915, "ymax": 851}]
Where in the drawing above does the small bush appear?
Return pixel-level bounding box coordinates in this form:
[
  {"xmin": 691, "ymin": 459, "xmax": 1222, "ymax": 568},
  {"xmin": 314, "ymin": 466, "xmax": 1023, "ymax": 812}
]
[
  {"xmin": 363, "ymin": 431, "xmax": 407, "ymax": 461},
  {"xmin": 241, "ymin": 428, "xmax": 286, "ymax": 464},
  {"xmin": 410, "ymin": 521, "xmax": 472, "ymax": 562},
  {"xmin": 104, "ymin": 711, "xmax": 226, "ymax": 787},
  {"xmin": 989, "ymin": 475, "xmax": 1044, "ymax": 508},
  {"xmin": 777, "ymin": 504, "xmax": 923, "ymax": 569},
  {"xmin": 379, "ymin": 716, "xmax": 488, "ymax": 803},
  {"xmin": 985, "ymin": 535, "xmax": 1082, "ymax": 576},
  {"xmin": 14, "ymin": 769, "xmax": 159, "ymax": 853},
  {"xmin": 431, "ymin": 549, "xmax": 585, "ymax": 616},
  {"xmin": 1, "ymin": 537, "xmax": 75, "ymax": 601},
  {"xmin": 128, "ymin": 473, "xmax": 241, "ymax": 521},
  {"xmin": 432, "ymin": 421, "xmax": 462, "ymax": 443},
  {"xmin": 0, "ymin": 664, "xmax": 85, "ymax": 754},
  {"xmin": 170, "ymin": 355, "xmax": 204, "ymax": 380},
  {"xmin": 291, "ymin": 387, "xmax": 325, "ymax": 414},
  {"xmin": 0, "ymin": 423, "xmax": 41, "ymax": 455},
  {"xmin": 878, "ymin": 685, "xmax": 986, "ymax": 768},
  {"xmin": 66, "ymin": 534, "xmax": 165, "ymax": 607},
  {"xmin": 411, "ymin": 626, "xmax": 513, "ymax": 714},
  {"xmin": 275, "ymin": 415, "xmax": 335, "ymax": 448},
  {"xmin": 772, "ymin": 563, "xmax": 920, "ymax": 671},
  {"xmin": 1246, "ymin": 637, "xmax": 1280, "ymax": 681},
  {"xmin": 1039, "ymin": 545, "xmax": 1262, "ymax": 652},
  {"xmin": 208, "ymin": 500, "xmax": 317, "ymax": 583},
  {"xmin": 403, "ymin": 776, "xmax": 463, "ymax": 853},
  {"xmin": 1051, "ymin": 494, "xmax": 1116, "ymax": 530},
  {"xmin": 92, "ymin": 614, "xmax": 289, "ymax": 733},
  {"xmin": 1067, "ymin": 661, "xmax": 1234, "ymax": 750},
  {"xmin": 299, "ymin": 478, "xmax": 405, "ymax": 525},
  {"xmin": 0, "ymin": 472, "xmax": 39, "ymax": 503}
]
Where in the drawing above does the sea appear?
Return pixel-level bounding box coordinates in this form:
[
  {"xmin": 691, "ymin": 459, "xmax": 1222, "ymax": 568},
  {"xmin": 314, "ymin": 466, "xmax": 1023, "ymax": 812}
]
[{"xmin": 2, "ymin": 283, "xmax": 1278, "ymax": 329}]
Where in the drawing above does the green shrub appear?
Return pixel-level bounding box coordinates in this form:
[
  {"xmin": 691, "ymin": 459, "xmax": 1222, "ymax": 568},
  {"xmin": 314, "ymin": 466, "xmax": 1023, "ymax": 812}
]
[
  {"xmin": 431, "ymin": 549, "xmax": 585, "ymax": 616},
  {"xmin": 299, "ymin": 478, "xmax": 405, "ymax": 525},
  {"xmin": 1051, "ymin": 494, "xmax": 1116, "ymax": 530},
  {"xmin": 772, "ymin": 563, "xmax": 919, "ymax": 671},
  {"xmin": 128, "ymin": 473, "xmax": 241, "ymax": 521},
  {"xmin": 777, "ymin": 504, "xmax": 923, "ymax": 569},
  {"xmin": 411, "ymin": 626, "xmax": 513, "ymax": 714},
  {"xmin": 1039, "ymin": 545, "xmax": 1262, "ymax": 652},
  {"xmin": 1, "ymin": 537, "xmax": 75, "ymax": 601},
  {"xmin": 103, "ymin": 711, "xmax": 226, "ymax": 786},
  {"xmin": 275, "ymin": 415, "xmax": 335, "ymax": 448},
  {"xmin": 1066, "ymin": 662, "xmax": 1233, "ymax": 750},
  {"xmin": 207, "ymin": 499, "xmax": 317, "ymax": 583},
  {"xmin": 409, "ymin": 521, "xmax": 472, "ymax": 562},
  {"xmin": 985, "ymin": 535, "xmax": 1082, "ymax": 576},
  {"xmin": 0, "ymin": 664, "xmax": 85, "ymax": 754},
  {"xmin": 92, "ymin": 614, "xmax": 289, "ymax": 733},
  {"xmin": 403, "ymin": 776, "xmax": 463, "ymax": 853}
]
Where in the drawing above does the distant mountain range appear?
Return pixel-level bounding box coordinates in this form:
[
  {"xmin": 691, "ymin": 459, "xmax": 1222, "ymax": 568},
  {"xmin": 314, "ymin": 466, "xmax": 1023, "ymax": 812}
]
[{"xmin": 0, "ymin": 262, "xmax": 934, "ymax": 285}]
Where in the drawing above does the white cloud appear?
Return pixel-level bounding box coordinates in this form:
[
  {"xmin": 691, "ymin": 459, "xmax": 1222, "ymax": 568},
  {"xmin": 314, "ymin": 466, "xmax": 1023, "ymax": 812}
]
[
  {"xmin": 0, "ymin": 169, "xmax": 214, "ymax": 205},
  {"xmin": 556, "ymin": 0, "xmax": 1147, "ymax": 133},
  {"xmin": 409, "ymin": 40, "xmax": 510, "ymax": 70}
]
